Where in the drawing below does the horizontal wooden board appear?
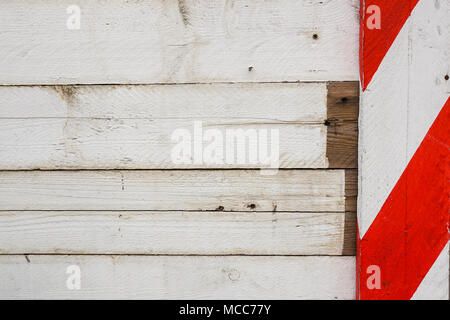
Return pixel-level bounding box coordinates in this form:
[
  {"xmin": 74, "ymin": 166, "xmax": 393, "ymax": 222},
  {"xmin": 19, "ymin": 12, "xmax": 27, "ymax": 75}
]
[
  {"xmin": 0, "ymin": 82, "xmax": 359, "ymax": 169},
  {"xmin": 0, "ymin": 83, "xmax": 330, "ymax": 169},
  {"xmin": 0, "ymin": 0, "xmax": 359, "ymax": 84},
  {"xmin": 0, "ymin": 83, "xmax": 327, "ymax": 119},
  {"xmin": 0, "ymin": 211, "xmax": 356, "ymax": 255},
  {"xmin": 0, "ymin": 170, "xmax": 353, "ymax": 212},
  {"xmin": 0, "ymin": 119, "xmax": 327, "ymax": 169},
  {"xmin": 0, "ymin": 255, "xmax": 356, "ymax": 299}
]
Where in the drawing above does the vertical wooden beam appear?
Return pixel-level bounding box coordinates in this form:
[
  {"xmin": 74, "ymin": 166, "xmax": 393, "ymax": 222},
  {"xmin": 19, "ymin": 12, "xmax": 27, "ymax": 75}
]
[
  {"xmin": 358, "ymin": 0, "xmax": 449, "ymax": 300},
  {"xmin": 326, "ymin": 82, "xmax": 359, "ymax": 169}
]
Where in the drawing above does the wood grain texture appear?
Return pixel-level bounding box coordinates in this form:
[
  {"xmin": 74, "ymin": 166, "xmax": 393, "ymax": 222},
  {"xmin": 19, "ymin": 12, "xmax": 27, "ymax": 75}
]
[
  {"xmin": 0, "ymin": 170, "xmax": 349, "ymax": 212},
  {"xmin": 0, "ymin": 211, "xmax": 356, "ymax": 255},
  {"xmin": 0, "ymin": 0, "xmax": 359, "ymax": 85},
  {"xmin": 326, "ymin": 82, "xmax": 359, "ymax": 168},
  {"xmin": 342, "ymin": 211, "xmax": 357, "ymax": 256},
  {"xmin": 327, "ymin": 82, "xmax": 359, "ymax": 122},
  {"xmin": 0, "ymin": 255, "xmax": 356, "ymax": 299},
  {"xmin": 0, "ymin": 83, "xmax": 326, "ymax": 119},
  {"xmin": 0, "ymin": 82, "xmax": 360, "ymax": 170},
  {"xmin": 0, "ymin": 83, "xmax": 330, "ymax": 169},
  {"xmin": 345, "ymin": 169, "xmax": 357, "ymax": 212},
  {"xmin": 0, "ymin": 0, "xmax": 362, "ymax": 300},
  {"xmin": 326, "ymin": 122, "xmax": 358, "ymax": 169}
]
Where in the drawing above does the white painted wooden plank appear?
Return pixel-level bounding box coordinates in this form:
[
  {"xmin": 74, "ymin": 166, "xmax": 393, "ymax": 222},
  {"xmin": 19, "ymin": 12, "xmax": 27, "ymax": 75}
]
[
  {"xmin": 0, "ymin": 255, "xmax": 355, "ymax": 299},
  {"xmin": 0, "ymin": 0, "xmax": 359, "ymax": 84},
  {"xmin": 0, "ymin": 170, "xmax": 346, "ymax": 211},
  {"xmin": 0, "ymin": 83, "xmax": 328, "ymax": 169},
  {"xmin": 0, "ymin": 83, "xmax": 326, "ymax": 119},
  {"xmin": 0, "ymin": 119, "xmax": 326, "ymax": 169},
  {"xmin": 0, "ymin": 211, "xmax": 353, "ymax": 255}
]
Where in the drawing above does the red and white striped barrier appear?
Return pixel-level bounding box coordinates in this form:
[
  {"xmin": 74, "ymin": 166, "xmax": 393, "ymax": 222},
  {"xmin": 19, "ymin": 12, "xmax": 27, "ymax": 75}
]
[{"xmin": 358, "ymin": 0, "xmax": 449, "ymax": 299}]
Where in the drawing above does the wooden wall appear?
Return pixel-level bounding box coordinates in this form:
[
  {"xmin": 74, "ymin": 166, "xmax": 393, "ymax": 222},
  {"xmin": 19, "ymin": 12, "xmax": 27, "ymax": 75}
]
[{"xmin": 0, "ymin": 0, "xmax": 360, "ymax": 299}]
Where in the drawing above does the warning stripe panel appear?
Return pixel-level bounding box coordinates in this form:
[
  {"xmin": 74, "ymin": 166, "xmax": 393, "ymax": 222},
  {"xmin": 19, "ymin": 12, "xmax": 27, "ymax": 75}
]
[
  {"xmin": 359, "ymin": 99, "xmax": 449, "ymax": 299},
  {"xmin": 358, "ymin": 0, "xmax": 449, "ymax": 300}
]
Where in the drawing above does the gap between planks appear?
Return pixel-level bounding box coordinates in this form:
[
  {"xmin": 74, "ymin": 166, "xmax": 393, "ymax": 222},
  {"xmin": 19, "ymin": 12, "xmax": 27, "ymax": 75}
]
[{"xmin": 0, "ymin": 81, "xmax": 360, "ymax": 87}]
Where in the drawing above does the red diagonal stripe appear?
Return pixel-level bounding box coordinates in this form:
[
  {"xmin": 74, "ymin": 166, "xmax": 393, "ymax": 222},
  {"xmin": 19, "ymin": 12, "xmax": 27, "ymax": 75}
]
[
  {"xmin": 358, "ymin": 98, "xmax": 450, "ymax": 299},
  {"xmin": 360, "ymin": 0, "xmax": 420, "ymax": 90}
]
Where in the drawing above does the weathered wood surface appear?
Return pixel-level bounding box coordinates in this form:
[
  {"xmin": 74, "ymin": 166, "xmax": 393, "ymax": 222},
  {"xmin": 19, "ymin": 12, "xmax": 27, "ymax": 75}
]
[
  {"xmin": 0, "ymin": 83, "xmax": 326, "ymax": 119},
  {"xmin": 0, "ymin": 170, "xmax": 355, "ymax": 212},
  {"xmin": 0, "ymin": 211, "xmax": 356, "ymax": 255},
  {"xmin": 0, "ymin": 82, "xmax": 357, "ymax": 169},
  {"xmin": 327, "ymin": 82, "xmax": 360, "ymax": 122},
  {"xmin": 0, "ymin": 255, "xmax": 355, "ymax": 299},
  {"xmin": 0, "ymin": 0, "xmax": 359, "ymax": 85},
  {"xmin": 0, "ymin": 82, "xmax": 358, "ymax": 170},
  {"xmin": 344, "ymin": 169, "xmax": 357, "ymax": 212},
  {"xmin": 358, "ymin": 0, "xmax": 449, "ymax": 299},
  {"xmin": 0, "ymin": 0, "xmax": 362, "ymax": 301},
  {"xmin": 326, "ymin": 82, "xmax": 359, "ymax": 168}
]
